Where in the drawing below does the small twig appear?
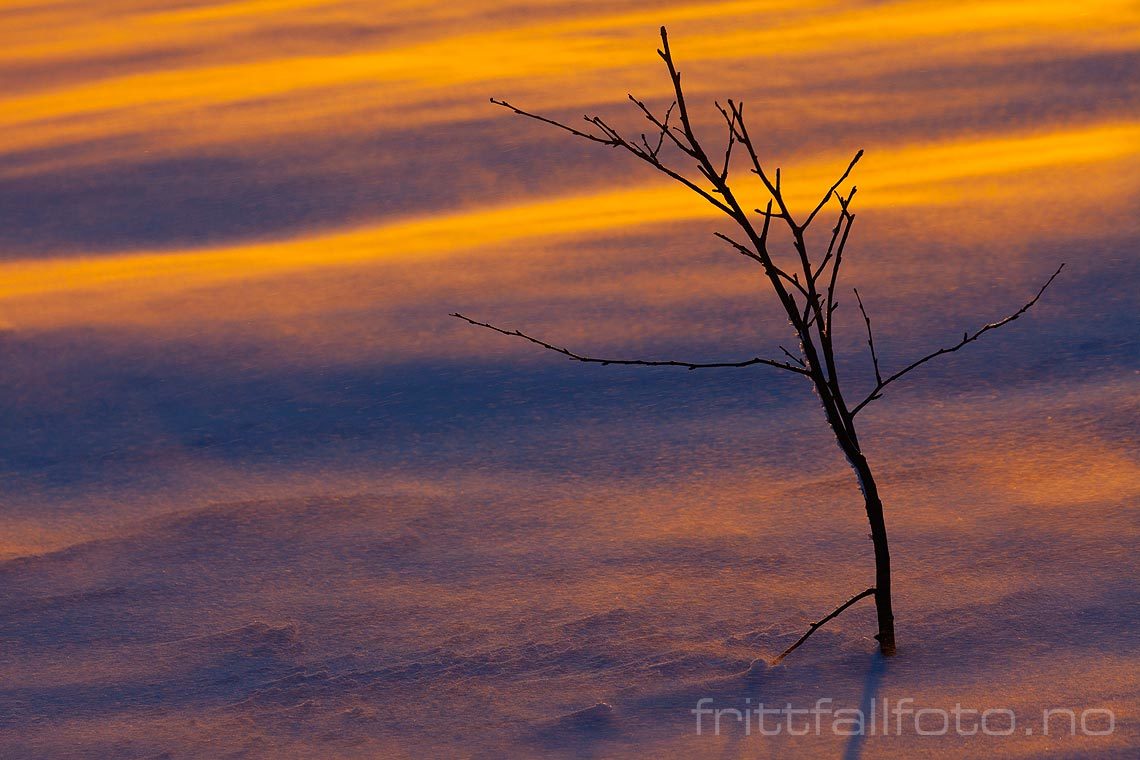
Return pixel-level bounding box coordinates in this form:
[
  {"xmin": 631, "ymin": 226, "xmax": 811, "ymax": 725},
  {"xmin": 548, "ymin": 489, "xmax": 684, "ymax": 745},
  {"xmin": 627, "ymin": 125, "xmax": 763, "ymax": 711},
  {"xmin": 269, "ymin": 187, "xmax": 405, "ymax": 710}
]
[
  {"xmin": 713, "ymin": 100, "xmax": 737, "ymax": 181},
  {"xmin": 802, "ymin": 294, "xmax": 816, "ymax": 327},
  {"xmin": 757, "ymin": 199, "xmax": 775, "ymax": 250},
  {"xmin": 491, "ymin": 96, "xmax": 732, "ymax": 215},
  {"xmin": 629, "ymin": 96, "xmax": 684, "ymax": 158},
  {"xmin": 651, "ymin": 101, "xmax": 676, "ymax": 158},
  {"xmin": 853, "ymin": 288, "xmax": 882, "ymax": 386},
  {"xmin": 803, "ymin": 150, "xmax": 864, "ymax": 230},
  {"xmin": 450, "ymin": 314, "xmax": 810, "ymax": 374},
  {"xmin": 772, "ymin": 587, "xmax": 877, "ymax": 664},
  {"xmin": 713, "ymin": 232, "xmax": 808, "ymax": 297},
  {"xmin": 851, "ymin": 263, "xmax": 1066, "ymax": 414},
  {"xmin": 780, "ymin": 345, "xmax": 806, "ymax": 367},
  {"xmin": 713, "ymin": 231, "xmax": 762, "ymax": 263},
  {"xmin": 813, "ymin": 187, "xmax": 856, "ymax": 283},
  {"xmin": 824, "ymin": 195, "xmax": 856, "ymax": 336},
  {"xmin": 490, "ymin": 98, "xmax": 617, "ymax": 145}
]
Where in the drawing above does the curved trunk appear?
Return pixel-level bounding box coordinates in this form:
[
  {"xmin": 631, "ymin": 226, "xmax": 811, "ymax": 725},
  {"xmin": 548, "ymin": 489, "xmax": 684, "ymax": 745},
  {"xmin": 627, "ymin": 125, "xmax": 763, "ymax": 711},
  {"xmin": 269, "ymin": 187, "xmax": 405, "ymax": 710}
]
[
  {"xmin": 847, "ymin": 449, "xmax": 896, "ymax": 655},
  {"xmin": 810, "ymin": 376, "xmax": 897, "ymax": 656}
]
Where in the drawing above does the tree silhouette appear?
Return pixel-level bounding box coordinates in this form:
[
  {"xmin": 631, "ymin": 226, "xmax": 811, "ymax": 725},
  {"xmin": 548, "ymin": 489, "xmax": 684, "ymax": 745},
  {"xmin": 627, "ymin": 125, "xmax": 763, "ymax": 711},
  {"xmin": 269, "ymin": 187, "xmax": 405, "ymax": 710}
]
[{"xmin": 453, "ymin": 27, "xmax": 1063, "ymax": 660}]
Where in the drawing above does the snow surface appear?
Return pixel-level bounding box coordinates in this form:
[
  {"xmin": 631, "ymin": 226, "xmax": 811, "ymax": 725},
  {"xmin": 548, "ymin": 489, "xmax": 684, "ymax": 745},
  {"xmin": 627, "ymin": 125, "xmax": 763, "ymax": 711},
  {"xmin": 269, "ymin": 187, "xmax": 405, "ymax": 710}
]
[{"xmin": 1, "ymin": 353, "xmax": 1136, "ymax": 757}]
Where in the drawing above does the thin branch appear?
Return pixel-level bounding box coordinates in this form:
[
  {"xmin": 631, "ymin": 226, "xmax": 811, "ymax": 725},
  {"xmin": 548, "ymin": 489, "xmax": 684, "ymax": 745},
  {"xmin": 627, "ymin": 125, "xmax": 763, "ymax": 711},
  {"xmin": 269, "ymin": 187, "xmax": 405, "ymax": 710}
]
[
  {"xmin": 713, "ymin": 232, "xmax": 808, "ymax": 297},
  {"xmin": 853, "ymin": 288, "xmax": 882, "ymax": 386},
  {"xmin": 585, "ymin": 115, "xmax": 623, "ymax": 144},
  {"xmin": 451, "ymin": 314, "xmax": 810, "ymax": 374},
  {"xmin": 713, "ymin": 100, "xmax": 737, "ymax": 181},
  {"xmin": 851, "ymin": 263, "xmax": 1066, "ymax": 415},
  {"xmin": 657, "ymin": 29, "xmax": 752, "ymax": 222},
  {"xmin": 633, "ymin": 155, "xmax": 735, "ymax": 213},
  {"xmin": 598, "ymin": 111, "xmax": 736, "ymax": 215},
  {"xmin": 490, "ymin": 98, "xmax": 617, "ymax": 145},
  {"xmin": 802, "ymin": 293, "xmax": 816, "ymax": 327},
  {"xmin": 652, "ymin": 101, "xmax": 677, "ymax": 157},
  {"xmin": 655, "ymin": 29, "xmax": 815, "ymax": 347},
  {"xmin": 629, "ymin": 96, "xmax": 686, "ymax": 158},
  {"xmin": 757, "ymin": 198, "xmax": 776, "ymax": 251},
  {"xmin": 729, "ymin": 98, "xmax": 830, "ymax": 351},
  {"xmin": 658, "ymin": 29, "xmax": 699, "ymax": 153},
  {"xmin": 803, "ymin": 150, "xmax": 863, "ymax": 230},
  {"xmin": 824, "ymin": 193, "xmax": 856, "ymax": 336},
  {"xmin": 773, "ymin": 587, "xmax": 877, "ymax": 664},
  {"xmin": 723, "ymin": 101, "xmax": 774, "ymax": 207},
  {"xmin": 713, "ymin": 231, "xmax": 762, "ymax": 263},
  {"xmin": 813, "ymin": 187, "xmax": 857, "ymax": 283},
  {"xmin": 780, "ymin": 345, "xmax": 806, "ymax": 368},
  {"xmin": 491, "ymin": 97, "xmax": 733, "ymax": 215}
]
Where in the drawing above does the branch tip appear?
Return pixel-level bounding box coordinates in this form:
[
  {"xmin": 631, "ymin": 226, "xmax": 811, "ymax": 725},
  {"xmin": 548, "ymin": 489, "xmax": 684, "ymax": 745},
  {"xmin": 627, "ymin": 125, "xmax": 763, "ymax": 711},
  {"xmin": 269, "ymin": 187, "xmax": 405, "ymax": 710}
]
[{"xmin": 852, "ymin": 263, "xmax": 1065, "ymax": 414}]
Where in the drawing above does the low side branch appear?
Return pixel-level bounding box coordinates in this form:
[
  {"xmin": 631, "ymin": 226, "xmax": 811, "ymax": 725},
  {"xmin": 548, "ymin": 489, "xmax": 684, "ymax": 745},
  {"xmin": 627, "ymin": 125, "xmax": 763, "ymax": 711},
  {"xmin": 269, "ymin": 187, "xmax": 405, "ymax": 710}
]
[
  {"xmin": 773, "ymin": 587, "xmax": 877, "ymax": 664},
  {"xmin": 451, "ymin": 314, "xmax": 810, "ymax": 374},
  {"xmin": 852, "ymin": 263, "xmax": 1065, "ymax": 415}
]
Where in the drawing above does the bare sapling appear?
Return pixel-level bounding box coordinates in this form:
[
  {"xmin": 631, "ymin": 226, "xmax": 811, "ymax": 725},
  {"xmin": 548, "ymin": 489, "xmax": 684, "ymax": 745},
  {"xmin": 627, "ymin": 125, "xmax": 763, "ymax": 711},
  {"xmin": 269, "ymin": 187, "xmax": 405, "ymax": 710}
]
[{"xmin": 453, "ymin": 27, "xmax": 1063, "ymax": 660}]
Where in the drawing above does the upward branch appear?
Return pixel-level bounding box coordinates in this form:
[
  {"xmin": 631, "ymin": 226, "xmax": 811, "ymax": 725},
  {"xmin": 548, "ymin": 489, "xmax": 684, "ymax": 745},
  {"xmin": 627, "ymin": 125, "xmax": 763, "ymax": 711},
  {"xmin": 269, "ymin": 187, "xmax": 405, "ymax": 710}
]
[
  {"xmin": 853, "ymin": 287, "xmax": 882, "ymax": 387},
  {"xmin": 852, "ymin": 264, "xmax": 1066, "ymax": 414},
  {"xmin": 803, "ymin": 151, "xmax": 863, "ymax": 230}
]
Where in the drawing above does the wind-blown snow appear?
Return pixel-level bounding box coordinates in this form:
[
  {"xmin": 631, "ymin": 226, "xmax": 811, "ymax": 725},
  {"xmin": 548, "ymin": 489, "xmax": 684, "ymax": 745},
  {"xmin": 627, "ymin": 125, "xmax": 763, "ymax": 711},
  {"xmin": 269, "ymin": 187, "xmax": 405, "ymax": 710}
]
[{"xmin": 1, "ymin": 0, "xmax": 1138, "ymax": 757}]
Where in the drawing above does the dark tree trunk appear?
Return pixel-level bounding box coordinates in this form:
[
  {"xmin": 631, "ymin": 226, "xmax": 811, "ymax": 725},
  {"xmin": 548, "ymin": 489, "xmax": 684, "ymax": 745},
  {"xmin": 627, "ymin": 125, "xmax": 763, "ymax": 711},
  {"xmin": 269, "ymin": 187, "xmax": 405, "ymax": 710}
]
[
  {"xmin": 811, "ymin": 373, "xmax": 898, "ymax": 657},
  {"xmin": 847, "ymin": 448, "xmax": 896, "ymax": 655}
]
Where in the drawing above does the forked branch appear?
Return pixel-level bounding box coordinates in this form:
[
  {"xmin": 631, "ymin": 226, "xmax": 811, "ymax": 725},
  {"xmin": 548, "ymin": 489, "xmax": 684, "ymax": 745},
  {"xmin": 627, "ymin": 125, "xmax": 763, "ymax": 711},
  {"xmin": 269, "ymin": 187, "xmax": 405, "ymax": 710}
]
[
  {"xmin": 815, "ymin": 187, "xmax": 856, "ymax": 284},
  {"xmin": 803, "ymin": 150, "xmax": 863, "ymax": 230},
  {"xmin": 489, "ymin": 97, "xmax": 733, "ymax": 215},
  {"xmin": 714, "ymin": 231, "xmax": 808, "ymax": 297},
  {"xmin": 451, "ymin": 313, "xmax": 810, "ymax": 374},
  {"xmin": 851, "ymin": 264, "xmax": 1066, "ymax": 414}
]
